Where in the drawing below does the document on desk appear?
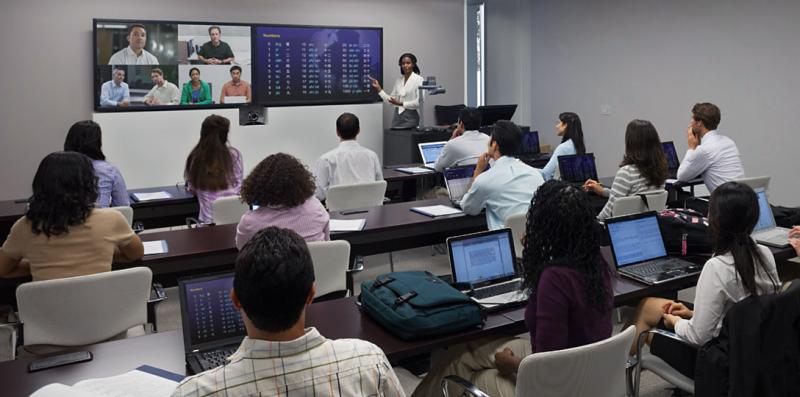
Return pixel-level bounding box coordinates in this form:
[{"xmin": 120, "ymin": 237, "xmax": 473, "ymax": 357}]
[
  {"xmin": 132, "ymin": 191, "xmax": 173, "ymax": 202},
  {"xmin": 410, "ymin": 205, "xmax": 463, "ymax": 217},
  {"xmin": 330, "ymin": 218, "xmax": 366, "ymax": 232},
  {"xmin": 30, "ymin": 365, "xmax": 183, "ymax": 397},
  {"xmin": 396, "ymin": 167, "xmax": 432, "ymax": 174},
  {"xmin": 143, "ymin": 240, "xmax": 169, "ymax": 255},
  {"xmin": 666, "ymin": 178, "xmax": 678, "ymax": 184}
]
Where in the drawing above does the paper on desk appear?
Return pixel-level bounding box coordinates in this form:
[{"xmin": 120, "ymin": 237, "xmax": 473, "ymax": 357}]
[
  {"xmin": 133, "ymin": 191, "xmax": 173, "ymax": 201},
  {"xmin": 30, "ymin": 365, "xmax": 181, "ymax": 397},
  {"xmin": 410, "ymin": 205, "xmax": 463, "ymax": 217},
  {"xmin": 666, "ymin": 178, "xmax": 678, "ymax": 184},
  {"xmin": 143, "ymin": 240, "xmax": 168, "ymax": 255},
  {"xmin": 396, "ymin": 167, "xmax": 432, "ymax": 174},
  {"xmin": 330, "ymin": 218, "xmax": 366, "ymax": 232}
]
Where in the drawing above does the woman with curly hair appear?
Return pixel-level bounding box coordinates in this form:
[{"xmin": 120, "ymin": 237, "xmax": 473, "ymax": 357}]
[
  {"xmin": 235, "ymin": 153, "xmax": 329, "ymax": 250},
  {"xmin": 0, "ymin": 152, "xmax": 143, "ymax": 281},
  {"xmin": 412, "ymin": 180, "xmax": 613, "ymax": 397},
  {"xmin": 584, "ymin": 119, "xmax": 667, "ymax": 220},
  {"xmin": 184, "ymin": 115, "xmax": 243, "ymax": 224}
]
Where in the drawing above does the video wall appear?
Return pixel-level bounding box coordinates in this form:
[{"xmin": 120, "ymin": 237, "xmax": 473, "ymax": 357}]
[{"xmin": 93, "ymin": 19, "xmax": 383, "ymax": 112}]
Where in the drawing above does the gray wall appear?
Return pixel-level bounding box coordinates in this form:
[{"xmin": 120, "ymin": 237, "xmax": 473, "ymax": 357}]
[{"xmin": 0, "ymin": 0, "xmax": 464, "ymax": 200}]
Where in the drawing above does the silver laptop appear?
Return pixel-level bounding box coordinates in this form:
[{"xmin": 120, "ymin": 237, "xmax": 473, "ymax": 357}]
[
  {"xmin": 607, "ymin": 211, "xmax": 701, "ymax": 285},
  {"xmin": 417, "ymin": 141, "xmax": 447, "ymax": 169},
  {"xmin": 447, "ymin": 229, "xmax": 528, "ymax": 310},
  {"xmin": 443, "ymin": 164, "xmax": 476, "ymax": 206},
  {"xmin": 752, "ymin": 188, "xmax": 791, "ymax": 248}
]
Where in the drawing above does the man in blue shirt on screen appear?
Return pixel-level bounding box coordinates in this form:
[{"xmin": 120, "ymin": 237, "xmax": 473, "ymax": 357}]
[{"xmin": 99, "ymin": 68, "xmax": 130, "ymax": 108}]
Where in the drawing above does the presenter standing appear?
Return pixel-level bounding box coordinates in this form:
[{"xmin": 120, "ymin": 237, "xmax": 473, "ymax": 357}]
[{"xmin": 369, "ymin": 53, "xmax": 424, "ymax": 129}]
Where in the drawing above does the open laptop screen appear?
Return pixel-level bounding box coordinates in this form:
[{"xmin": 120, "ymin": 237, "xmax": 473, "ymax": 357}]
[
  {"xmin": 443, "ymin": 165, "xmax": 476, "ymax": 202},
  {"xmin": 557, "ymin": 154, "xmax": 598, "ymax": 183},
  {"xmin": 179, "ymin": 273, "xmax": 246, "ymax": 350},
  {"xmin": 418, "ymin": 142, "xmax": 446, "ymax": 165},
  {"xmin": 520, "ymin": 131, "xmax": 540, "ymax": 155},
  {"xmin": 449, "ymin": 229, "xmax": 516, "ymax": 286},
  {"xmin": 607, "ymin": 213, "xmax": 667, "ymax": 267},
  {"xmin": 662, "ymin": 141, "xmax": 680, "ymax": 172},
  {"xmin": 754, "ymin": 189, "xmax": 776, "ymax": 232}
]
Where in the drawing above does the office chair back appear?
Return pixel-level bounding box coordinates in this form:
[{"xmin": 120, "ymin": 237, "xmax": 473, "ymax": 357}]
[
  {"xmin": 326, "ymin": 180, "xmax": 387, "ymax": 212},
  {"xmin": 16, "ymin": 267, "xmax": 152, "ymax": 347},
  {"xmin": 504, "ymin": 212, "xmax": 526, "ymax": 258},
  {"xmin": 734, "ymin": 175, "xmax": 770, "ymax": 191},
  {"xmin": 516, "ymin": 325, "xmax": 635, "ymax": 396},
  {"xmin": 307, "ymin": 240, "xmax": 351, "ymax": 299},
  {"xmin": 212, "ymin": 195, "xmax": 249, "ymax": 225},
  {"xmin": 612, "ymin": 190, "xmax": 668, "ymax": 217},
  {"xmin": 109, "ymin": 205, "xmax": 134, "ymax": 226}
]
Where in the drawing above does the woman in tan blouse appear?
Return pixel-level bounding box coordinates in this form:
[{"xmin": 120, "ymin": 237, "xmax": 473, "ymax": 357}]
[{"xmin": 0, "ymin": 152, "xmax": 144, "ymax": 281}]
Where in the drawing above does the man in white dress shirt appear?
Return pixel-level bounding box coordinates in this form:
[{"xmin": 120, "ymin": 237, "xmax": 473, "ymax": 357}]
[
  {"xmin": 108, "ymin": 24, "xmax": 159, "ymax": 65},
  {"xmin": 314, "ymin": 113, "xmax": 383, "ymax": 201},
  {"xmin": 434, "ymin": 107, "xmax": 490, "ymax": 172},
  {"xmin": 143, "ymin": 68, "xmax": 179, "ymax": 105},
  {"xmin": 676, "ymin": 102, "xmax": 745, "ymax": 193}
]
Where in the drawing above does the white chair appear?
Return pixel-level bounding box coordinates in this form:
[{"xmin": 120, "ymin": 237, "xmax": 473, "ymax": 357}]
[
  {"xmin": 109, "ymin": 205, "xmax": 134, "ymax": 226},
  {"xmin": 307, "ymin": 240, "xmax": 350, "ymax": 299},
  {"xmin": 212, "ymin": 195, "xmax": 249, "ymax": 225},
  {"xmin": 504, "ymin": 212, "xmax": 526, "ymax": 258},
  {"xmin": 443, "ymin": 326, "xmax": 636, "ymax": 397},
  {"xmin": 734, "ymin": 175, "xmax": 770, "ymax": 191},
  {"xmin": 326, "ymin": 180, "xmax": 388, "ymax": 212},
  {"xmin": 16, "ymin": 267, "xmax": 152, "ymax": 348},
  {"xmin": 611, "ymin": 190, "xmax": 669, "ymax": 217}
]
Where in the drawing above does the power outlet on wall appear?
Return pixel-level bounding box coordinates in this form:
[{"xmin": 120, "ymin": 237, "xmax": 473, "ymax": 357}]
[{"xmin": 600, "ymin": 105, "xmax": 611, "ymax": 116}]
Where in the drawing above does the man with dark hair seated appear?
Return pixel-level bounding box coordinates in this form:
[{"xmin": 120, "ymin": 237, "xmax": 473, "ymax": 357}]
[
  {"xmin": 172, "ymin": 227, "xmax": 405, "ymax": 396},
  {"xmin": 434, "ymin": 106, "xmax": 490, "ymax": 172}
]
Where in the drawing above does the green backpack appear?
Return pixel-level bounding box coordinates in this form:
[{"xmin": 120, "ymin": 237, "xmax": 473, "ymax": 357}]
[{"xmin": 359, "ymin": 271, "xmax": 484, "ymax": 340}]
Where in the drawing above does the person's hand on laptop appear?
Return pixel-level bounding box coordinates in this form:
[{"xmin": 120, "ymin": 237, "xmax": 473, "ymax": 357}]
[{"xmin": 583, "ymin": 179, "xmax": 604, "ymax": 194}]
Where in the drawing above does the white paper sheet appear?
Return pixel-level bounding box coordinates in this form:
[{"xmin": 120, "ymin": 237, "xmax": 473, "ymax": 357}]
[
  {"xmin": 133, "ymin": 191, "xmax": 173, "ymax": 201},
  {"xmin": 410, "ymin": 205, "xmax": 463, "ymax": 217},
  {"xmin": 330, "ymin": 219, "xmax": 366, "ymax": 232},
  {"xmin": 143, "ymin": 240, "xmax": 168, "ymax": 255},
  {"xmin": 396, "ymin": 167, "xmax": 433, "ymax": 174}
]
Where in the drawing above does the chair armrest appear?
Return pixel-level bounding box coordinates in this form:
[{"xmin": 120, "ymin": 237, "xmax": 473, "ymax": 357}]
[
  {"xmin": 441, "ymin": 375, "xmax": 491, "ymax": 397},
  {"xmin": 633, "ymin": 328, "xmax": 698, "ymax": 396}
]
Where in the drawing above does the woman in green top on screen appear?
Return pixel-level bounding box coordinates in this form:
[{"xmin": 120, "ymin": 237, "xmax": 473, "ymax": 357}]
[{"xmin": 180, "ymin": 67, "xmax": 212, "ymax": 105}]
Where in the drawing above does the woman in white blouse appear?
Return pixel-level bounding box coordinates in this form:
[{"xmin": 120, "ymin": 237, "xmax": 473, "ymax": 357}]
[
  {"xmin": 629, "ymin": 181, "xmax": 779, "ymax": 377},
  {"xmin": 369, "ymin": 52, "xmax": 424, "ymax": 129}
]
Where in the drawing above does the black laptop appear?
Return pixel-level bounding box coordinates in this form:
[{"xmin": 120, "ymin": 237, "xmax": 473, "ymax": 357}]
[
  {"xmin": 661, "ymin": 141, "xmax": 681, "ymax": 179},
  {"xmin": 518, "ymin": 130, "xmax": 548, "ymax": 161},
  {"xmin": 557, "ymin": 153, "xmax": 598, "ymax": 187},
  {"xmin": 178, "ymin": 272, "xmax": 246, "ymax": 374}
]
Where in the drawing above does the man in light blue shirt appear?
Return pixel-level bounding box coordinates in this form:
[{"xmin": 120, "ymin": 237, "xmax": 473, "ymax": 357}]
[
  {"xmin": 99, "ymin": 68, "xmax": 130, "ymax": 107},
  {"xmin": 460, "ymin": 121, "xmax": 544, "ymax": 230}
]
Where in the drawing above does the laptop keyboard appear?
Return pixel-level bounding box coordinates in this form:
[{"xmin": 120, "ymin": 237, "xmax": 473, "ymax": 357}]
[
  {"xmin": 758, "ymin": 228, "xmax": 789, "ymax": 241},
  {"xmin": 625, "ymin": 259, "xmax": 687, "ymax": 278},
  {"xmin": 201, "ymin": 348, "xmax": 237, "ymax": 370},
  {"xmin": 473, "ymin": 280, "xmax": 521, "ymax": 300}
]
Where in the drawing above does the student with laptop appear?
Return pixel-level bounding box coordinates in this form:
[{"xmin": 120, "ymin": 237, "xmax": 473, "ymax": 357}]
[
  {"xmin": 314, "ymin": 112, "xmax": 383, "ymax": 201},
  {"xmin": 459, "ymin": 120, "xmax": 544, "ymax": 230},
  {"xmin": 584, "ymin": 119, "xmax": 667, "ymax": 220},
  {"xmin": 412, "ymin": 180, "xmax": 613, "ymax": 397},
  {"xmin": 172, "ymin": 227, "xmax": 405, "ymax": 396},
  {"xmin": 539, "ymin": 112, "xmax": 587, "ymax": 180},
  {"xmin": 628, "ymin": 182, "xmax": 779, "ymax": 377},
  {"xmin": 433, "ymin": 107, "xmax": 490, "ymax": 171}
]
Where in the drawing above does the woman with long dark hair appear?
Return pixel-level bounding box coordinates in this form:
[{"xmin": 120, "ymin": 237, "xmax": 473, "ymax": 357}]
[
  {"xmin": 64, "ymin": 120, "xmax": 130, "ymax": 208},
  {"xmin": 412, "ymin": 180, "xmax": 613, "ymax": 397},
  {"xmin": 184, "ymin": 114, "xmax": 243, "ymax": 224},
  {"xmin": 539, "ymin": 112, "xmax": 587, "ymax": 180},
  {"xmin": 368, "ymin": 52, "xmax": 424, "ymax": 129},
  {"xmin": 629, "ymin": 182, "xmax": 779, "ymax": 376},
  {"xmin": 585, "ymin": 119, "xmax": 667, "ymax": 219},
  {"xmin": 0, "ymin": 152, "xmax": 143, "ymax": 280}
]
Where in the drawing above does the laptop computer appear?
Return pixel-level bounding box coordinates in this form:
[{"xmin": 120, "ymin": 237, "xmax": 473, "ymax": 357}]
[
  {"xmin": 752, "ymin": 188, "xmax": 792, "ymax": 248},
  {"xmin": 179, "ymin": 272, "xmax": 246, "ymax": 374},
  {"xmin": 477, "ymin": 104, "xmax": 517, "ymax": 129},
  {"xmin": 606, "ymin": 211, "xmax": 702, "ymax": 285},
  {"xmin": 518, "ymin": 130, "xmax": 548, "ymax": 161},
  {"xmin": 662, "ymin": 141, "xmax": 681, "ymax": 179},
  {"xmin": 557, "ymin": 153, "xmax": 598, "ymax": 187},
  {"xmin": 417, "ymin": 141, "xmax": 447, "ymax": 169},
  {"xmin": 447, "ymin": 228, "xmax": 528, "ymax": 310},
  {"xmin": 443, "ymin": 164, "xmax": 476, "ymax": 207}
]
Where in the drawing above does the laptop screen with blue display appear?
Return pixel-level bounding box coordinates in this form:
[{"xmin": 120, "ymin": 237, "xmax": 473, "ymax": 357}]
[
  {"xmin": 754, "ymin": 189, "xmax": 776, "ymax": 232},
  {"xmin": 662, "ymin": 141, "xmax": 680, "ymax": 171},
  {"xmin": 418, "ymin": 142, "xmax": 446, "ymax": 166},
  {"xmin": 449, "ymin": 229, "xmax": 516, "ymax": 285},
  {"xmin": 557, "ymin": 154, "xmax": 598, "ymax": 183},
  {"xmin": 180, "ymin": 273, "xmax": 246, "ymax": 349},
  {"xmin": 520, "ymin": 131, "xmax": 540, "ymax": 155},
  {"xmin": 607, "ymin": 214, "xmax": 667, "ymax": 267}
]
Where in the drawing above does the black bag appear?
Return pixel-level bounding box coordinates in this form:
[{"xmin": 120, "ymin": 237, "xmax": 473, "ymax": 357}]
[
  {"xmin": 771, "ymin": 205, "xmax": 800, "ymax": 229},
  {"xmin": 657, "ymin": 208, "xmax": 712, "ymax": 256}
]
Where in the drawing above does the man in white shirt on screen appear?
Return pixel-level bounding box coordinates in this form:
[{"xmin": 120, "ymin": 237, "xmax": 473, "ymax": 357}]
[
  {"xmin": 143, "ymin": 68, "xmax": 179, "ymax": 105},
  {"xmin": 314, "ymin": 113, "xmax": 383, "ymax": 201},
  {"xmin": 434, "ymin": 107, "xmax": 490, "ymax": 172},
  {"xmin": 676, "ymin": 102, "xmax": 745, "ymax": 192},
  {"xmin": 108, "ymin": 24, "xmax": 159, "ymax": 65}
]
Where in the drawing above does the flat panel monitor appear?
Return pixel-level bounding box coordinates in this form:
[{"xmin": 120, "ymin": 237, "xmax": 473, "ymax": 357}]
[
  {"xmin": 520, "ymin": 130, "xmax": 540, "ymax": 155},
  {"xmin": 478, "ymin": 105, "xmax": 517, "ymax": 127}
]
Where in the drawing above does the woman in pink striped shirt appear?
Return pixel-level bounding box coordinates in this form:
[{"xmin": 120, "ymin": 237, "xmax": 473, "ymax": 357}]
[{"xmin": 235, "ymin": 153, "xmax": 330, "ymax": 250}]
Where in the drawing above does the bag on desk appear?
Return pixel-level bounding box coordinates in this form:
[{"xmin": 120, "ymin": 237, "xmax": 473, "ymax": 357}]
[
  {"xmin": 658, "ymin": 209, "xmax": 712, "ymax": 256},
  {"xmin": 359, "ymin": 271, "xmax": 484, "ymax": 340}
]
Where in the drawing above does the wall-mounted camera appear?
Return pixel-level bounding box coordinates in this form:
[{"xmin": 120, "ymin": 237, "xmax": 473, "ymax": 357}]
[{"xmin": 239, "ymin": 105, "xmax": 266, "ymax": 126}]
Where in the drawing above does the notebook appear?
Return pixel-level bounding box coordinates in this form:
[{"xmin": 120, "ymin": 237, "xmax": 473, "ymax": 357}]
[
  {"xmin": 443, "ymin": 164, "xmax": 477, "ymax": 206},
  {"xmin": 606, "ymin": 211, "xmax": 701, "ymax": 285},
  {"xmin": 447, "ymin": 229, "xmax": 527, "ymax": 310},
  {"xmin": 417, "ymin": 141, "xmax": 447, "ymax": 169},
  {"xmin": 518, "ymin": 130, "xmax": 547, "ymax": 161},
  {"xmin": 752, "ymin": 188, "xmax": 792, "ymax": 248},
  {"xmin": 557, "ymin": 153, "xmax": 598, "ymax": 186},
  {"xmin": 178, "ymin": 272, "xmax": 246, "ymax": 374}
]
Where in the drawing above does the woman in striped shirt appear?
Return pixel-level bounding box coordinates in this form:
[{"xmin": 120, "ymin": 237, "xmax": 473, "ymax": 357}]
[{"xmin": 584, "ymin": 119, "xmax": 667, "ymax": 220}]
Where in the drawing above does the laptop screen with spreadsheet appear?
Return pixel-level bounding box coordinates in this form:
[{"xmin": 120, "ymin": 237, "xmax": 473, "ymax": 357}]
[
  {"xmin": 179, "ymin": 273, "xmax": 246, "ymax": 352},
  {"xmin": 448, "ymin": 229, "xmax": 517, "ymax": 287},
  {"xmin": 607, "ymin": 213, "xmax": 668, "ymax": 268}
]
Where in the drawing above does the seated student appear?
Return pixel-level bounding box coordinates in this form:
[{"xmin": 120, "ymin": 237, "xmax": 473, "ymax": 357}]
[
  {"xmin": 433, "ymin": 107, "xmax": 490, "ymax": 172},
  {"xmin": 629, "ymin": 182, "xmax": 779, "ymax": 377},
  {"xmin": 0, "ymin": 152, "xmax": 144, "ymax": 281},
  {"xmin": 236, "ymin": 153, "xmax": 329, "ymax": 250},
  {"xmin": 584, "ymin": 119, "xmax": 667, "ymax": 220},
  {"xmin": 412, "ymin": 180, "xmax": 613, "ymax": 396},
  {"xmin": 313, "ymin": 113, "xmax": 382, "ymax": 201},
  {"xmin": 676, "ymin": 102, "xmax": 745, "ymax": 193},
  {"xmin": 64, "ymin": 120, "xmax": 130, "ymax": 208},
  {"xmin": 460, "ymin": 120, "xmax": 544, "ymax": 230},
  {"xmin": 185, "ymin": 115, "xmax": 243, "ymax": 224},
  {"xmin": 172, "ymin": 227, "xmax": 405, "ymax": 397},
  {"xmin": 539, "ymin": 112, "xmax": 587, "ymax": 180}
]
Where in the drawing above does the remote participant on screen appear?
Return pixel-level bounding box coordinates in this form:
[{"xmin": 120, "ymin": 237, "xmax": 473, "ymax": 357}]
[
  {"xmin": 144, "ymin": 68, "xmax": 180, "ymax": 106},
  {"xmin": 107, "ymin": 24, "xmax": 159, "ymax": 65},
  {"xmin": 220, "ymin": 66, "xmax": 251, "ymax": 104},
  {"xmin": 198, "ymin": 25, "xmax": 235, "ymax": 65},
  {"xmin": 99, "ymin": 67, "xmax": 130, "ymax": 108},
  {"xmin": 180, "ymin": 67, "xmax": 213, "ymax": 105}
]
